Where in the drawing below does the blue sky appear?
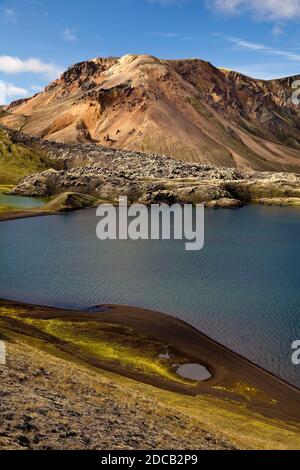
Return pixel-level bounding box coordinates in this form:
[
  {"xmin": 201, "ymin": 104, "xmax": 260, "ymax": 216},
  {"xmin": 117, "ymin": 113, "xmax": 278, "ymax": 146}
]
[{"xmin": 1, "ymin": 0, "xmax": 300, "ymax": 102}]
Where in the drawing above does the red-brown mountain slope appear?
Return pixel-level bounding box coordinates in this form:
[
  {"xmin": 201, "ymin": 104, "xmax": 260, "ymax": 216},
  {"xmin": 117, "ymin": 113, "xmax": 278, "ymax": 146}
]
[{"xmin": 2, "ymin": 54, "xmax": 300, "ymax": 171}]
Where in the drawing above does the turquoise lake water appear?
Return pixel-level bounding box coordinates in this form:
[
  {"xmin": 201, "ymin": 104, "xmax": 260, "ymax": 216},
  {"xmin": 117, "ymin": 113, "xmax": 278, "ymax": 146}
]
[
  {"xmin": 0, "ymin": 206, "xmax": 299, "ymax": 387},
  {"xmin": 0, "ymin": 193, "xmax": 45, "ymax": 209}
]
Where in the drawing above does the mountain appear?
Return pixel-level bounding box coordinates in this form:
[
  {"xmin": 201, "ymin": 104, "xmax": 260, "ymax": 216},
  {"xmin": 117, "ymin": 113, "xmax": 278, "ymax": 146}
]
[{"xmin": 1, "ymin": 54, "xmax": 300, "ymax": 172}]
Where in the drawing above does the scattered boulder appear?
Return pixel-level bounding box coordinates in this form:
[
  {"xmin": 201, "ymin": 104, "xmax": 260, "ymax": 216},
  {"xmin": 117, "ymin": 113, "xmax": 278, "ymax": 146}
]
[{"xmin": 205, "ymin": 198, "xmax": 244, "ymax": 208}]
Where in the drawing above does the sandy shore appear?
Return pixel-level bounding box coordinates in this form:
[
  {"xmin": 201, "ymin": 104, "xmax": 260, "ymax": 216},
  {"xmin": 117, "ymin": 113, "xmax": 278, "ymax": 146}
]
[{"xmin": 1, "ymin": 298, "xmax": 300, "ymax": 426}]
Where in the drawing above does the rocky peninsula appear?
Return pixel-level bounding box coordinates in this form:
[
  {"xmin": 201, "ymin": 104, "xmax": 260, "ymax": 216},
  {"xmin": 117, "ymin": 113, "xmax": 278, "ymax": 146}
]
[{"xmin": 3, "ymin": 126, "xmax": 300, "ymax": 211}]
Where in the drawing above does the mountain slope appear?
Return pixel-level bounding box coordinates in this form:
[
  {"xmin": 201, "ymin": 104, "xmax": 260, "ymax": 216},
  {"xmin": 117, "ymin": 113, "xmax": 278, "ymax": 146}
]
[
  {"xmin": 0, "ymin": 127, "xmax": 58, "ymax": 184},
  {"xmin": 1, "ymin": 54, "xmax": 300, "ymax": 172}
]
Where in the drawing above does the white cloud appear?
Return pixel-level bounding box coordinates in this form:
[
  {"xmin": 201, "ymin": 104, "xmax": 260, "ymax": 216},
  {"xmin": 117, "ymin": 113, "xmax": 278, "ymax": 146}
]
[
  {"xmin": 212, "ymin": 0, "xmax": 242, "ymax": 14},
  {"xmin": 223, "ymin": 35, "xmax": 300, "ymax": 61},
  {"xmin": 271, "ymin": 23, "xmax": 285, "ymax": 36},
  {"xmin": 150, "ymin": 0, "xmax": 300, "ymax": 20},
  {"xmin": 221, "ymin": 62, "xmax": 299, "ymax": 79},
  {"xmin": 150, "ymin": 0, "xmax": 300, "ymax": 19},
  {"xmin": 62, "ymin": 28, "xmax": 77, "ymax": 42},
  {"xmin": 0, "ymin": 56, "xmax": 63, "ymax": 79},
  {"xmin": 211, "ymin": 0, "xmax": 300, "ymax": 21},
  {"xmin": 0, "ymin": 81, "xmax": 28, "ymax": 104},
  {"xmin": 4, "ymin": 82, "xmax": 28, "ymax": 97},
  {"xmin": 3, "ymin": 8, "xmax": 17, "ymax": 24},
  {"xmin": 0, "ymin": 81, "xmax": 46, "ymax": 105},
  {"xmin": 152, "ymin": 31, "xmax": 180, "ymax": 37}
]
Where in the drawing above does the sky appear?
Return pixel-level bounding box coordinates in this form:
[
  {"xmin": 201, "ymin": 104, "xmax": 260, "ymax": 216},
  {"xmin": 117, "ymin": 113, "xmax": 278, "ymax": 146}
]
[{"xmin": 1, "ymin": 0, "xmax": 300, "ymax": 103}]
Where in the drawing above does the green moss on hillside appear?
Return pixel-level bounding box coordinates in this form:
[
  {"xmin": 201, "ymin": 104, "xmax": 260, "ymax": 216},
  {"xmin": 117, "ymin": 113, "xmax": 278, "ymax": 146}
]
[
  {"xmin": 186, "ymin": 96, "xmax": 213, "ymax": 118},
  {"xmin": 2, "ymin": 313, "xmax": 193, "ymax": 386},
  {"xmin": 0, "ymin": 127, "xmax": 54, "ymax": 184},
  {"xmin": 1, "ymin": 305, "xmax": 300, "ymax": 450}
]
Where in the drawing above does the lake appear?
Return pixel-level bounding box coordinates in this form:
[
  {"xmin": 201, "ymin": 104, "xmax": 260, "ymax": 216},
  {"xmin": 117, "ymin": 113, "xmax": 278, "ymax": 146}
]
[
  {"xmin": 0, "ymin": 206, "xmax": 299, "ymax": 387},
  {"xmin": 0, "ymin": 193, "xmax": 45, "ymax": 209}
]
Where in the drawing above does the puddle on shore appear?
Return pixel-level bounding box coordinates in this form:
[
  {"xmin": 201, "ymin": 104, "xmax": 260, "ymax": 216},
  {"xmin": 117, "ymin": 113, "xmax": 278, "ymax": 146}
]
[{"xmin": 176, "ymin": 363, "xmax": 212, "ymax": 381}]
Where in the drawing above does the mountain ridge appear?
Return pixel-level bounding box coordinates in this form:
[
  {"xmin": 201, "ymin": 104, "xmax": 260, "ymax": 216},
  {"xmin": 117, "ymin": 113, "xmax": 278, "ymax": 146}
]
[{"xmin": 1, "ymin": 54, "xmax": 300, "ymax": 172}]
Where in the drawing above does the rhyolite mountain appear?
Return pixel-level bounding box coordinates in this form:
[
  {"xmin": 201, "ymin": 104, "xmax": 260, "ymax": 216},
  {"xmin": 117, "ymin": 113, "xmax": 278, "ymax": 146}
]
[{"xmin": 1, "ymin": 54, "xmax": 300, "ymax": 172}]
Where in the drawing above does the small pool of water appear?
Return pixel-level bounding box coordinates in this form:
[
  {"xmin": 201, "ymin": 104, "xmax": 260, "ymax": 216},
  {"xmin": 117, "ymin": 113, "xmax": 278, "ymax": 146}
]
[
  {"xmin": 0, "ymin": 193, "xmax": 45, "ymax": 209},
  {"xmin": 176, "ymin": 363, "xmax": 212, "ymax": 381}
]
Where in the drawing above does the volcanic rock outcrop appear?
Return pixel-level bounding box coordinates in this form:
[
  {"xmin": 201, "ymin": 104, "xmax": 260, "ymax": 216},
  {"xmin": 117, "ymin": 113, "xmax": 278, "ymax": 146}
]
[{"xmin": 4, "ymin": 126, "xmax": 300, "ymax": 208}]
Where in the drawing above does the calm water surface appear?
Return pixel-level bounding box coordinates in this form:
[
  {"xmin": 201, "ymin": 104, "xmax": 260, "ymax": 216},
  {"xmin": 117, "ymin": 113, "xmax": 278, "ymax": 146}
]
[
  {"xmin": 0, "ymin": 206, "xmax": 299, "ymax": 387},
  {"xmin": 0, "ymin": 193, "xmax": 45, "ymax": 209}
]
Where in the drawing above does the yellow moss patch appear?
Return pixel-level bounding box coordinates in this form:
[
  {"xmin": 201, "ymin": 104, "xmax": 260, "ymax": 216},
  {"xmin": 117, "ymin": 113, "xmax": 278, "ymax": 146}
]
[
  {"xmin": 212, "ymin": 381, "xmax": 276, "ymax": 404},
  {"xmin": 20, "ymin": 318, "xmax": 195, "ymax": 385}
]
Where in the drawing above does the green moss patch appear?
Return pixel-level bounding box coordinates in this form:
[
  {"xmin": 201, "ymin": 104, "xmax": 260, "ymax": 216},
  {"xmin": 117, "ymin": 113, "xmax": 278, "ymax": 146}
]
[
  {"xmin": 21, "ymin": 318, "xmax": 194, "ymax": 384},
  {"xmin": 186, "ymin": 96, "xmax": 213, "ymax": 118},
  {"xmin": 0, "ymin": 127, "xmax": 55, "ymax": 184},
  {"xmin": 0, "ymin": 309, "xmax": 194, "ymax": 387}
]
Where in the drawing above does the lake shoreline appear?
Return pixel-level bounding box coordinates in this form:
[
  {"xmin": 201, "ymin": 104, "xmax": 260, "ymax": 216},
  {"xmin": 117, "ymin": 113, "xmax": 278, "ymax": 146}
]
[
  {"xmin": 0, "ymin": 209, "xmax": 60, "ymax": 223},
  {"xmin": 1, "ymin": 196, "xmax": 300, "ymax": 223},
  {"xmin": 1, "ymin": 297, "xmax": 300, "ymax": 427}
]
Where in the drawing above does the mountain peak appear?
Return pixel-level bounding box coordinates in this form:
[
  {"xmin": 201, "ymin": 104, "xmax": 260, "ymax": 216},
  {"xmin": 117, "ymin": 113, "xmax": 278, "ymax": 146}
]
[{"xmin": 1, "ymin": 54, "xmax": 300, "ymax": 172}]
